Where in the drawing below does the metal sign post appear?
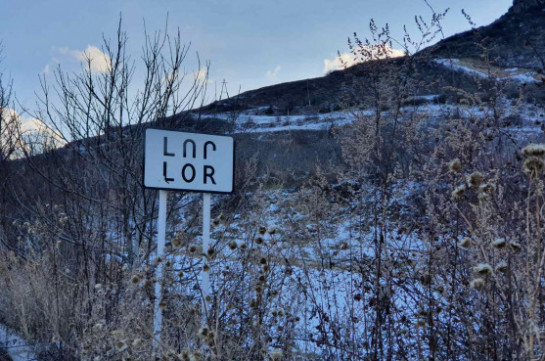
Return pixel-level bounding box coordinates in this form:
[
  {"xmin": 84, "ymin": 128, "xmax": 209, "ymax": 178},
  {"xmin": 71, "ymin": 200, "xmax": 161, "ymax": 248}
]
[
  {"xmin": 143, "ymin": 129, "xmax": 234, "ymax": 352},
  {"xmin": 153, "ymin": 190, "xmax": 167, "ymax": 351},
  {"xmin": 201, "ymin": 193, "xmax": 211, "ymax": 322}
]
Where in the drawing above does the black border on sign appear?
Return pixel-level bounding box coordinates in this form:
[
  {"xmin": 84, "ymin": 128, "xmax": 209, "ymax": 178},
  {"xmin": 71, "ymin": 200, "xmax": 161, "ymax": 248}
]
[{"xmin": 143, "ymin": 127, "xmax": 235, "ymax": 194}]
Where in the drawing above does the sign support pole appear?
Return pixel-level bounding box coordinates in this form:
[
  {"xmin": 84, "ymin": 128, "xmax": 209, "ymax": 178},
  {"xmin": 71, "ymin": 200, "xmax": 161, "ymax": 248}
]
[
  {"xmin": 153, "ymin": 190, "xmax": 168, "ymax": 353},
  {"xmin": 144, "ymin": 129, "xmax": 234, "ymax": 334},
  {"xmin": 201, "ymin": 192, "xmax": 211, "ymax": 324}
]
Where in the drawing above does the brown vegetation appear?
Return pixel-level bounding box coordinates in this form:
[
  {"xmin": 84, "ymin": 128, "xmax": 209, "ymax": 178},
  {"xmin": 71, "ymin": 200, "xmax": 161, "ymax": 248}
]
[{"xmin": 2, "ymin": 3, "xmax": 545, "ymax": 361}]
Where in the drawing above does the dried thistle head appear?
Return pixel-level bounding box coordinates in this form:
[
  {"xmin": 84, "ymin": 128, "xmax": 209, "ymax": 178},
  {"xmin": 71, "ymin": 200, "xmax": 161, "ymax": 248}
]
[
  {"xmin": 115, "ymin": 341, "xmax": 128, "ymax": 352},
  {"xmin": 171, "ymin": 234, "xmax": 183, "ymax": 248},
  {"xmin": 417, "ymin": 308, "xmax": 429, "ymax": 317},
  {"xmin": 189, "ymin": 245, "xmax": 202, "ymax": 255},
  {"xmin": 479, "ymin": 183, "xmax": 495, "ymax": 194},
  {"xmin": 458, "ymin": 237, "xmax": 472, "ymax": 249},
  {"xmin": 495, "ymin": 261, "xmax": 508, "ymax": 272},
  {"xmin": 449, "ymin": 158, "xmax": 462, "ymax": 173},
  {"xmin": 451, "ymin": 184, "xmax": 466, "ymax": 200},
  {"xmin": 229, "ymin": 241, "xmax": 237, "ymax": 250},
  {"xmin": 470, "ymin": 278, "xmax": 486, "ymax": 290},
  {"xmin": 207, "ymin": 248, "xmax": 215, "ymax": 258},
  {"xmin": 524, "ymin": 156, "xmax": 544, "ymax": 177},
  {"xmin": 491, "ymin": 238, "xmax": 507, "ymax": 249},
  {"xmin": 178, "ymin": 352, "xmax": 190, "ymax": 361},
  {"xmin": 259, "ymin": 226, "xmax": 267, "ymax": 235},
  {"xmin": 158, "ymin": 300, "xmax": 167, "ymax": 310},
  {"xmin": 508, "ymin": 242, "xmax": 522, "ymax": 252},
  {"xmin": 130, "ymin": 275, "xmax": 140, "ymax": 285},
  {"xmin": 198, "ymin": 327, "xmax": 209, "ymax": 339},
  {"xmin": 189, "ymin": 352, "xmax": 202, "ymax": 361},
  {"xmin": 467, "ymin": 172, "xmax": 483, "ymax": 188},
  {"xmin": 416, "ymin": 319, "xmax": 426, "ymax": 327},
  {"xmin": 269, "ymin": 349, "xmax": 283, "ymax": 361},
  {"xmin": 419, "ymin": 272, "xmax": 432, "ymax": 286},
  {"xmin": 522, "ymin": 143, "xmax": 545, "ymax": 157},
  {"xmin": 474, "ymin": 263, "xmax": 493, "ymax": 276}
]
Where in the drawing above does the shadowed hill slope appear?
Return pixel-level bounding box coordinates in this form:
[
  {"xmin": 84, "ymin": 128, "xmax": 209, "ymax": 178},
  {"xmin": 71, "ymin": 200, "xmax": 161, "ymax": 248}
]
[
  {"xmin": 426, "ymin": 0, "xmax": 545, "ymax": 69},
  {"xmin": 199, "ymin": 0, "xmax": 545, "ymax": 113}
]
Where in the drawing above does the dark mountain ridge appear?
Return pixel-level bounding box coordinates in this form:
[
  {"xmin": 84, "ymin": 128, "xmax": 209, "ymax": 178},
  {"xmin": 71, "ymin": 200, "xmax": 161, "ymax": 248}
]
[
  {"xmin": 200, "ymin": 0, "xmax": 545, "ymax": 114},
  {"xmin": 426, "ymin": 0, "xmax": 545, "ymax": 69}
]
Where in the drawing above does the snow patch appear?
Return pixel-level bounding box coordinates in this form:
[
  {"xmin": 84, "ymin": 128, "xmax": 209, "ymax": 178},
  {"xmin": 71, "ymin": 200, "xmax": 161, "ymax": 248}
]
[
  {"xmin": 0, "ymin": 324, "xmax": 37, "ymax": 361},
  {"xmin": 434, "ymin": 58, "xmax": 488, "ymax": 78},
  {"xmin": 434, "ymin": 58, "xmax": 539, "ymax": 83}
]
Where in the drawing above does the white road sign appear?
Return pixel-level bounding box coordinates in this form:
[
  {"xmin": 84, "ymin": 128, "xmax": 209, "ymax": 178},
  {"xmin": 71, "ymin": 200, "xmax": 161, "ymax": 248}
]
[{"xmin": 144, "ymin": 128, "xmax": 234, "ymax": 193}]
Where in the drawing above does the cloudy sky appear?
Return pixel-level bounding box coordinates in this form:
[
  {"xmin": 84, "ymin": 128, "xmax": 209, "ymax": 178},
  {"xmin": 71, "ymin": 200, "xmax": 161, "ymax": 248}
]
[{"xmin": 1, "ymin": 0, "xmax": 512, "ymax": 108}]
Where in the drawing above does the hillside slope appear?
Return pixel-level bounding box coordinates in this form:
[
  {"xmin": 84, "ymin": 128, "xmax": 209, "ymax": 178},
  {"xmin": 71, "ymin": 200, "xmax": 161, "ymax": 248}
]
[
  {"xmin": 199, "ymin": 0, "xmax": 545, "ymax": 114},
  {"xmin": 426, "ymin": 0, "xmax": 545, "ymax": 69}
]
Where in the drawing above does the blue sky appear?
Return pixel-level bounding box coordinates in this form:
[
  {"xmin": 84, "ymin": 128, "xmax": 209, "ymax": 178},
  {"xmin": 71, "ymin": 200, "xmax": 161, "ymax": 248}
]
[{"xmin": 1, "ymin": 0, "xmax": 512, "ymax": 108}]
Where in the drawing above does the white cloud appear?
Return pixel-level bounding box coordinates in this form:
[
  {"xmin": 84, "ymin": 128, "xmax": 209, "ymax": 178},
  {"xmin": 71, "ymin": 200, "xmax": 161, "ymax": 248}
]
[
  {"xmin": 0, "ymin": 108, "xmax": 19, "ymax": 153},
  {"xmin": 324, "ymin": 53, "xmax": 357, "ymax": 74},
  {"xmin": 2, "ymin": 108, "xmax": 51, "ymax": 134},
  {"xmin": 1, "ymin": 108, "xmax": 65, "ymax": 157},
  {"xmin": 51, "ymin": 45, "xmax": 112, "ymax": 73},
  {"xmin": 195, "ymin": 67, "xmax": 208, "ymax": 81},
  {"xmin": 266, "ymin": 65, "xmax": 281, "ymax": 81},
  {"xmin": 76, "ymin": 46, "xmax": 112, "ymax": 73},
  {"xmin": 43, "ymin": 64, "xmax": 51, "ymax": 75},
  {"xmin": 323, "ymin": 46, "xmax": 405, "ymax": 74},
  {"xmin": 20, "ymin": 116, "xmax": 49, "ymax": 135}
]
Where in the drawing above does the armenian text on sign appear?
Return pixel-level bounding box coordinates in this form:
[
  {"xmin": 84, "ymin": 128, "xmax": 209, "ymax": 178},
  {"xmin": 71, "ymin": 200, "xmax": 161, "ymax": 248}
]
[{"xmin": 144, "ymin": 129, "xmax": 234, "ymax": 193}]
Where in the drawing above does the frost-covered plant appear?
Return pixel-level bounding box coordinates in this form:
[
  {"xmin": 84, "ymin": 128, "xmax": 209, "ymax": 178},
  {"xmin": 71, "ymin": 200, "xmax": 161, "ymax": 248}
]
[
  {"xmin": 469, "ymin": 278, "xmax": 486, "ymax": 290},
  {"xmin": 451, "ymin": 184, "xmax": 466, "ymax": 200},
  {"xmin": 467, "ymin": 172, "xmax": 484, "ymax": 188},
  {"xmin": 449, "ymin": 158, "xmax": 462, "ymax": 173},
  {"xmin": 458, "ymin": 237, "xmax": 472, "ymax": 248},
  {"xmin": 491, "ymin": 238, "xmax": 507, "ymax": 249},
  {"xmin": 521, "ymin": 143, "xmax": 545, "ymax": 157},
  {"xmin": 473, "ymin": 263, "xmax": 493, "ymax": 276}
]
